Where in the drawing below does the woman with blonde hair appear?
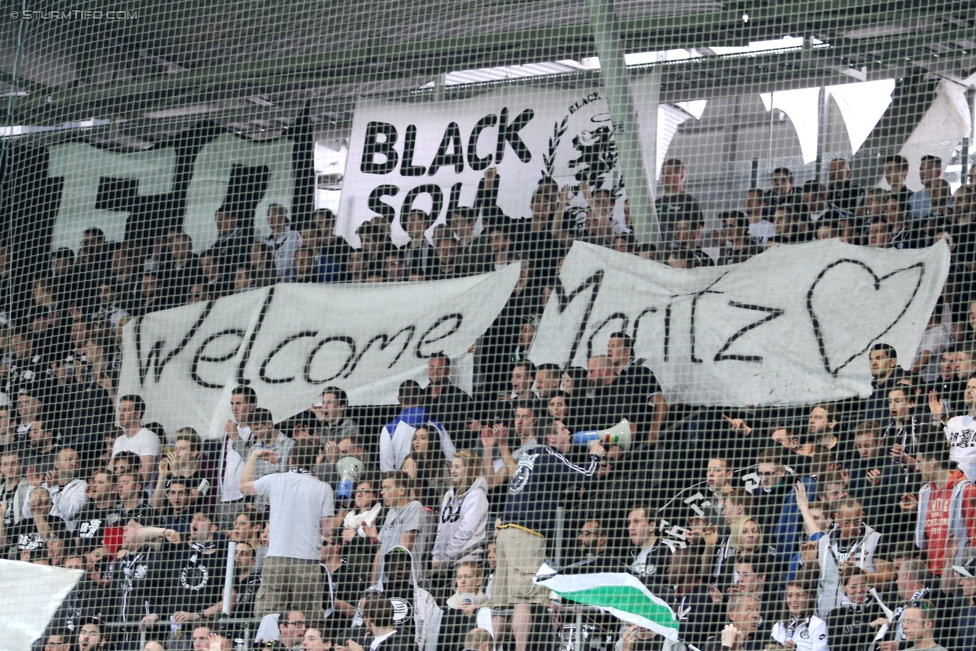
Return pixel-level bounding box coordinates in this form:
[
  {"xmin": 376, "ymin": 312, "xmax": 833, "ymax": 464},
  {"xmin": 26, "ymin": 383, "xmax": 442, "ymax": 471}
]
[{"xmin": 432, "ymin": 449, "xmax": 489, "ymax": 569}]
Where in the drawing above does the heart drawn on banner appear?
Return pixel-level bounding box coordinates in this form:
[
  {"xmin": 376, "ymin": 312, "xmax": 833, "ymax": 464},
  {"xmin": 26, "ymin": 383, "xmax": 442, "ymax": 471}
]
[{"xmin": 806, "ymin": 259, "xmax": 924, "ymax": 376}]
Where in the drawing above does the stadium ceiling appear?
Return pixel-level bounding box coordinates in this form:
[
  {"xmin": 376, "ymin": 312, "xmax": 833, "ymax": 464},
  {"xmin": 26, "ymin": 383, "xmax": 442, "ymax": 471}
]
[{"xmin": 1, "ymin": 0, "xmax": 974, "ymax": 146}]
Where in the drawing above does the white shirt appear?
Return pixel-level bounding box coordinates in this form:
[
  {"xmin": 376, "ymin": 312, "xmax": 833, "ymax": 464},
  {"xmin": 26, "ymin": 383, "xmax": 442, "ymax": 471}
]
[
  {"xmin": 112, "ymin": 427, "xmax": 161, "ymax": 459},
  {"xmin": 914, "ymin": 324, "xmax": 954, "ymax": 382},
  {"xmin": 748, "ymin": 220, "xmax": 776, "ymax": 245},
  {"xmin": 254, "ymin": 471, "xmax": 334, "ymax": 561},
  {"xmin": 370, "ymin": 630, "xmax": 397, "ymax": 651},
  {"xmin": 945, "ymin": 415, "xmax": 976, "ymax": 482},
  {"xmin": 219, "ymin": 425, "xmax": 252, "ymax": 502},
  {"xmin": 23, "ymin": 478, "xmax": 88, "ymax": 531},
  {"xmin": 771, "ymin": 616, "xmax": 828, "ymax": 651},
  {"xmin": 264, "ymin": 228, "xmax": 302, "ymax": 279}
]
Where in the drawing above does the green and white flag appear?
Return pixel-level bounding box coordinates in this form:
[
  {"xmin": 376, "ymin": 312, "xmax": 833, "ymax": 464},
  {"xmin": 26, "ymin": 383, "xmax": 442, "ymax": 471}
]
[{"xmin": 534, "ymin": 562, "xmax": 680, "ymax": 641}]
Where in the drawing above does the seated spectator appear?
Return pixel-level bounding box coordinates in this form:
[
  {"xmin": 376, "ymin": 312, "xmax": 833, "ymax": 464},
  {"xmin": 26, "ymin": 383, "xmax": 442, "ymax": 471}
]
[
  {"xmin": 341, "ymin": 478, "xmax": 383, "ymax": 543},
  {"xmin": 321, "ymin": 533, "xmax": 364, "ymax": 632},
  {"xmin": 73, "ymin": 467, "xmax": 120, "ymax": 552},
  {"xmin": 701, "ymin": 594, "xmax": 764, "ymax": 651},
  {"xmin": 583, "ymin": 354, "xmax": 617, "ymax": 431},
  {"xmin": 235, "ymin": 407, "xmax": 293, "ymax": 509},
  {"xmin": 405, "ymin": 426, "xmax": 451, "ymax": 508},
  {"xmin": 945, "ymin": 547, "xmax": 976, "ymax": 650},
  {"xmin": 607, "ymin": 332, "xmax": 667, "ymax": 447},
  {"xmin": 450, "ymin": 207, "xmax": 492, "ymax": 277},
  {"xmin": 377, "ymin": 545, "xmax": 443, "ymax": 649},
  {"xmin": 802, "ymin": 180, "xmax": 846, "ymax": 233},
  {"xmin": 344, "ymin": 592, "xmax": 411, "ymax": 651},
  {"xmin": 432, "ymin": 449, "xmax": 488, "ymax": 569},
  {"xmin": 263, "ymin": 204, "xmax": 303, "ymax": 280},
  {"xmin": 752, "ymin": 447, "xmax": 814, "ymax": 567},
  {"xmin": 379, "ymin": 380, "xmax": 454, "ymax": 473},
  {"xmin": 316, "ymin": 434, "xmax": 371, "ymax": 492},
  {"xmin": 400, "ymin": 210, "xmax": 435, "ymax": 276},
  {"xmin": 113, "ymin": 395, "xmax": 160, "ymax": 486},
  {"xmin": 915, "ymin": 432, "xmax": 976, "ymax": 576},
  {"xmin": 152, "ymin": 479, "xmax": 192, "ymax": 535},
  {"xmin": 248, "ymin": 242, "xmax": 278, "ymax": 288},
  {"xmin": 369, "ymin": 470, "xmax": 427, "ymax": 585},
  {"xmin": 233, "ymin": 541, "xmax": 262, "ymax": 620},
  {"xmin": 936, "ymin": 372, "xmax": 976, "ymax": 482},
  {"xmin": 116, "ymin": 470, "xmax": 152, "ymax": 524},
  {"xmin": 671, "ymin": 217, "xmax": 714, "ymax": 266},
  {"xmin": 440, "ymin": 561, "xmax": 489, "ymax": 649},
  {"xmin": 626, "ymin": 505, "xmax": 670, "ymax": 591},
  {"xmin": 300, "ymin": 629, "xmax": 330, "ymax": 651},
  {"xmin": 133, "ymin": 272, "xmax": 168, "ymax": 315},
  {"xmin": 75, "ymin": 618, "xmax": 107, "ymax": 651},
  {"xmin": 827, "ymin": 158, "xmax": 865, "ymax": 215},
  {"xmin": 158, "ymin": 231, "xmax": 202, "ymax": 304},
  {"xmin": 151, "ymin": 427, "xmax": 212, "ymax": 510},
  {"xmin": 896, "ymin": 600, "xmax": 948, "ymax": 651},
  {"xmin": 825, "ymin": 566, "xmax": 886, "ymax": 651},
  {"xmin": 231, "ymin": 510, "xmax": 267, "ymax": 570},
  {"xmin": 24, "ymin": 411, "xmax": 60, "ymax": 476},
  {"xmin": 773, "ymin": 577, "xmax": 829, "ymax": 650},
  {"xmin": 882, "ymin": 556, "xmax": 938, "ymax": 645},
  {"xmin": 885, "ymin": 197, "xmax": 916, "ymax": 250},
  {"xmin": 845, "ymin": 421, "xmax": 899, "ymax": 525},
  {"xmin": 0, "ymin": 446, "xmax": 31, "ymax": 550},
  {"xmin": 267, "ymin": 610, "xmax": 307, "ymax": 651},
  {"xmin": 792, "ymin": 481, "xmax": 832, "ymax": 579},
  {"xmin": 108, "ymin": 520, "xmax": 167, "ymax": 638},
  {"xmin": 506, "ymin": 360, "xmax": 536, "ymax": 403},
  {"xmin": 743, "ymin": 188, "xmax": 775, "ymax": 246},
  {"xmin": 769, "ymin": 204, "xmax": 805, "ymax": 244},
  {"xmin": 482, "ymin": 403, "xmax": 539, "ymax": 489},
  {"xmin": 546, "ymin": 391, "xmax": 574, "ymax": 431},
  {"xmin": 291, "ymin": 246, "xmax": 318, "ymax": 283},
  {"xmin": 424, "ymin": 354, "xmax": 474, "ymax": 447},
  {"xmin": 711, "ymin": 489, "xmax": 754, "ymax": 577},
  {"xmin": 657, "ymin": 545, "xmax": 713, "ymax": 649},
  {"xmin": 656, "ymin": 159, "xmax": 705, "ymax": 245},
  {"xmin": 312, "ymin": 386, "xmax": 360, "ymax": 447},
  {"xmin": 462, "ymin": 628, "xmax": 493, "ymax": 651},
  {"xmin": 24, "ymin": 446, "xmax": 87, "ymax": 533},
  {"xmin": 532, "ymin": 363, "xmax": 561, "ymax": 404},
  {"xmin": 715, "ymin": 211, "xmax": 766, "ymax": 265}
]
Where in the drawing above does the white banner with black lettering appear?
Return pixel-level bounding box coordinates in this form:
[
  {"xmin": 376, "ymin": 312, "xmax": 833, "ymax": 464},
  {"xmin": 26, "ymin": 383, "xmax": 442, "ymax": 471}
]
[
  {"xmin": 338, "ymin": 80, "xmax": 679, "ymax": 247},
  {"xmin": 119, "ymin": 264, "xmax": 521, "ymax": 438},
  {"xmin": 529, "ymin": 240, "xmax": 951, "ymax": 406}
]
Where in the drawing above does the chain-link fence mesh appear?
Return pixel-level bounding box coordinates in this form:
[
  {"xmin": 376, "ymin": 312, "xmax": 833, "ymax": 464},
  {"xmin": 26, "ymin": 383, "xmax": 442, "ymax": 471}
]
[{"xmin": 1, "ymin": 2, "xmax": 975, "ymax": 651}]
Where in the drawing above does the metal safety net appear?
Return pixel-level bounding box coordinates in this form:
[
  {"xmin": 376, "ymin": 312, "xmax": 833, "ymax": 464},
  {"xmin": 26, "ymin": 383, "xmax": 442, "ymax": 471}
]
[{"xmin": 1, "ymin": 2, "xmax": 975, "ymax": 651}]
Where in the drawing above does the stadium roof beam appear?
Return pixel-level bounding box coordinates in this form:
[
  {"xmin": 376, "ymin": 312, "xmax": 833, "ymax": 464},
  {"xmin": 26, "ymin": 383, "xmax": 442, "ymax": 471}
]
[{"xmin": 5, "ymin": 1, "xmax": 973, "ymax": 126}]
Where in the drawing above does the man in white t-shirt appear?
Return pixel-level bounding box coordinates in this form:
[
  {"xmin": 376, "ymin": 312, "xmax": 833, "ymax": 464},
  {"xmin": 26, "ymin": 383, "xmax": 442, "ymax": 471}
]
[
  {"xmin": 114, "ymin": 395, "xmax": 160, "ymax": 485},
  {"xmin": 241, "ymin": 438, "xmax": 335, "ymax": 631}
]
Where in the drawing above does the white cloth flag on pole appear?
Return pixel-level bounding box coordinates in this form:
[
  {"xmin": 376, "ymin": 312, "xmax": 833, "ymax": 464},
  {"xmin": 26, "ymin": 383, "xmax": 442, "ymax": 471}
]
[
  {"xmin": 534, "ymin": 563, "xmax": 679, "ymax": 641},
  {"xmin": 529, "ymin": 239, "xmax": 950, "ymax": 406},
  {"xmin": 0, "ymin": 561, "xmax": 83, "ymax": 651}
]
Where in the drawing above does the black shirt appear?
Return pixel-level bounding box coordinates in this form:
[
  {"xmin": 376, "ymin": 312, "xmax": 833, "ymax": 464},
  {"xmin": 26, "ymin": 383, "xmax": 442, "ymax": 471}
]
[
  {"xmin": 111, "ymin": 545, "xmax": 167, "ymax": 624},
  {"xmin": 74, "ymin": 503, "xmax": 122, "ymax": 551},
  {"xmin": 160, "ymin": 538, "xmax": 230, "ymax": 617},
  {"xmin": 611, "ymin": 360, "xmax": 663, "ymax": 434},
  {"xmin": 655, "ymin": 192, "xmax": 704, "ymax": 244}
]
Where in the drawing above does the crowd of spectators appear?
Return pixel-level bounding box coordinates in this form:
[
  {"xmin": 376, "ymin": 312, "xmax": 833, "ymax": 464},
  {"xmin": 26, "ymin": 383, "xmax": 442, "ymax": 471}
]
[{"xmin": 3, "ymin": 154, "xmax": 976, "ymax": 651}]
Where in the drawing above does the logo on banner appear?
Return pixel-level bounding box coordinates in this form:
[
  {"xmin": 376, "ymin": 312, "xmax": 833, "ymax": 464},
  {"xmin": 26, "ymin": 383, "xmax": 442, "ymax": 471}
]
[{"xmin": 543, "ymin": 91, "xmax": 621, "ymax": 228}]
